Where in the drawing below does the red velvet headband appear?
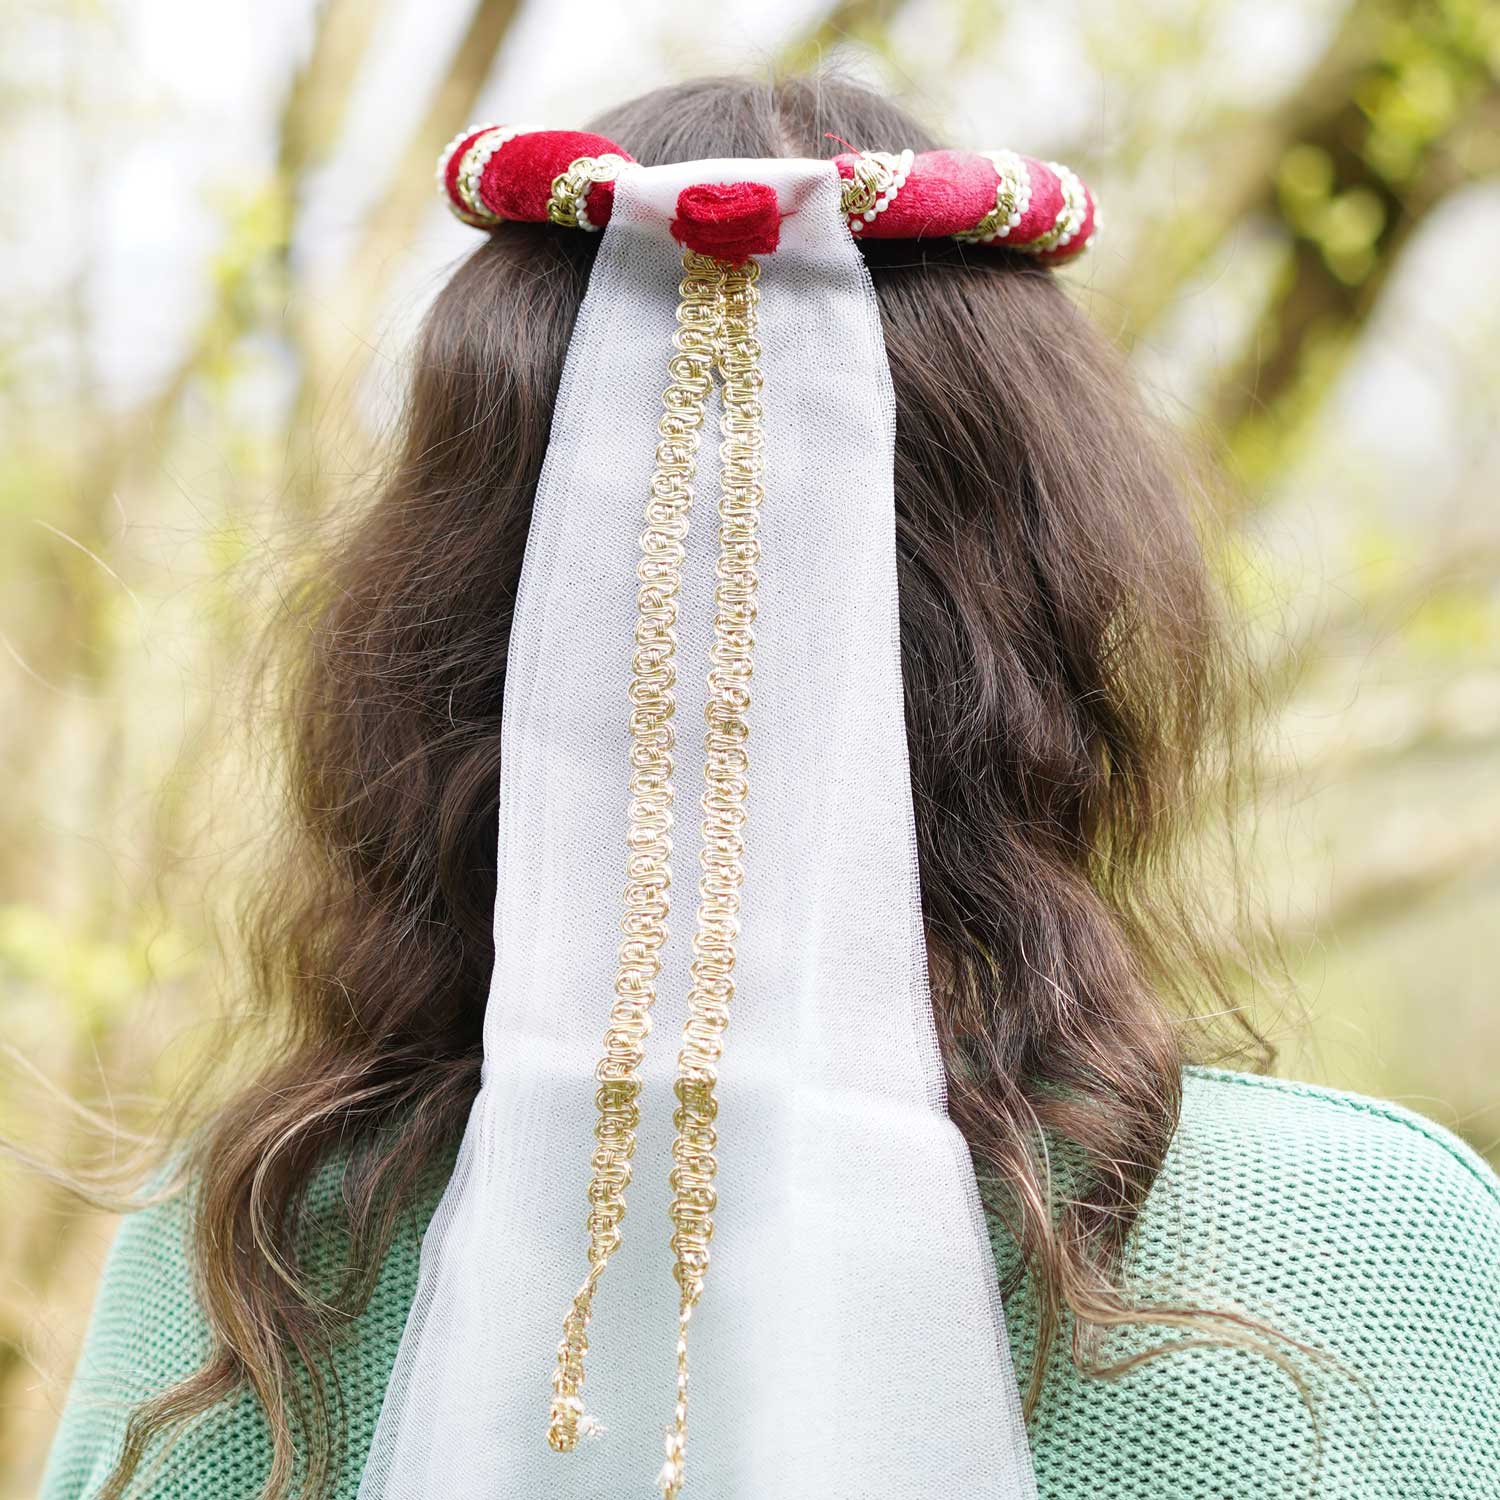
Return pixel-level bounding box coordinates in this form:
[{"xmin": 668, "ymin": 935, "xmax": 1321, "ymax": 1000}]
[{"xmin": 437, "ymin": 125, "xmax": 1098, "ymax": 265}]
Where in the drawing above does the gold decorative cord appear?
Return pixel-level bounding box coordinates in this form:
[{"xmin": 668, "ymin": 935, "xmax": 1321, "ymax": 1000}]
[
  {"xmin": 956, "ymin": 149, "xmax": 1031, "ymax": 245},
  {"xmin": 839, "ymin": 148, "xmax": 914, "ymax": 232},
  {"xmin": 659, "ymin": 257, "xmax": 762, "ymax": 1500},
  {"xmin": 548, "ymin": 250, "xmax": 725, "ymax": 1457},
  {"xmin": 1019, "ymin": 161, "xmax": 1089, "ymax": 255},
  {"xmin": 547, "ymin": 153, "xmax": 633, "ymax": 231},
  {"xmin": 546, "ymin": 250, "xmax": 764, "ymax": 1500}
]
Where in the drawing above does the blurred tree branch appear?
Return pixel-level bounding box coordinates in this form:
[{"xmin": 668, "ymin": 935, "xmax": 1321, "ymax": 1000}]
[
  {"xmin": 328, "ymin": 0, "xmax": 523, "ymax": 346},
  {"xmin": 285, "ymin": 0, "xmax": 524, "ymax": 488},
  {"xmin": 1100, "ymin": 0, "xmax": 1499, "ymax": 515},
  {"xmin": 1215, "ymin": 106, "xmax": 1500, "ymax": 484},
  {"xmin": 1258, "ymin": 527, "xmax": 1500, "ymax": 704},
  {"xmin": 277, "ymin": 0, "xmax": 385, "ymax": 187},
  {"xmin": 1285, "ymin": 808, "xmax": 1500, "ymax": 950},
  {"xmin": 33, "ymin": 0, "xmax": 384, "ymax": 581},
  {"xmin": 1102, "ymin": 0, "xmax": 1390, "ymax": 334},
  {"xmin": 0, "ymin": 6, "xmax": 394, "ymax": 1396}
]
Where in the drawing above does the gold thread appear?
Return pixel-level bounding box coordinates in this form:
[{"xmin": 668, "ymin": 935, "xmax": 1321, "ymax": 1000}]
[
  {"xmin": 453, "ymin": 127, "xmax": 510, "ymax": 224},
  {"xmin": 1015, "ymin": 161, "xmax": 1087, "ymax": 255},
  {"xmin": 839, "ymin": 153, "xmax": 885, "ymax": 218},
  {"xmin": 838, "ymin": 149, "xmax": 913, "ymax": 230},
  {"xmin": 547, "ymin": 152, "xmax": 632, "ymax": 231},
  {"xmin": 547, "ymin": 248, "xmax": 765, "ymax": 1498},
  {"xmin": 658, "ymin": 258, "xmax": 763, "ymax": 1500},
  {"xmin": 547, "ymin": 250, "xmax": 728, "ymax": 1455},
  {"xmin": 955, "ymin": 149, "xmax": 1031, "ymax": 244},
  {"xmin": 435, "ymin": 125, "xmax": 494, "ymax": 228}
]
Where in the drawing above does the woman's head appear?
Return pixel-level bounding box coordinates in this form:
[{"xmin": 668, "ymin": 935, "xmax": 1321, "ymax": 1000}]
[{"xmin": 107, "ymin": 74, "xmax": 1265, "ymax": 1499}]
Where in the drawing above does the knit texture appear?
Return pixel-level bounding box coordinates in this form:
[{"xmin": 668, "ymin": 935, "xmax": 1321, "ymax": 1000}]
[{"xmin": 40, "ymin": 1068, "xmax": 1500, "ymax": 1498}]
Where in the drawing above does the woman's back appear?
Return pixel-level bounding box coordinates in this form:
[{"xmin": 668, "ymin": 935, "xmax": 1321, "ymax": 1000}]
[{"xmin": 43, "ymin": 1068, "xmax": 1500, "ymax": 1499}]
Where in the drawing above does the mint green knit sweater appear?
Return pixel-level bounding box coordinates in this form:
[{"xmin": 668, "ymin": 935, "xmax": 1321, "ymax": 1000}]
[{"xmin": 40, "ymin": 1068, "xmax": 1500, "ymax": 1498}]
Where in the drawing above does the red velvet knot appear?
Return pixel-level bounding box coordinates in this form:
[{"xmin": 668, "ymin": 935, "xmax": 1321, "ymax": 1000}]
[{"xmin": 670, "ymin": 181, "xmax": 781, "ymax": 264}]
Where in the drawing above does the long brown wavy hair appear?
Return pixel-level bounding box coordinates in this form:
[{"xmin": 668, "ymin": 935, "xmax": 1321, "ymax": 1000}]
[{"xmin": 100, "ymin": 73, "xmax": 1274, "ymax": 1498}]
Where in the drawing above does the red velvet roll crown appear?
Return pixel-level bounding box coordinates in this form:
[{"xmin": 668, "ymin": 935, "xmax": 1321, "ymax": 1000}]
[{"xmin": 437, "ymin": 126, "xmax": 1097, "ymax": 263}]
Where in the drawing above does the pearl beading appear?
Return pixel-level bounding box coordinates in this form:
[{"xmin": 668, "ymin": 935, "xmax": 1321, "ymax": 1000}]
[
  {"xmin": 436, "ymin": 129, "xmax": 1098, "ymax": 262},
  {"xmin": 547, "ymin": 152, "xmax": 634, "ymax": 232},
  {"xmin": 956, "ymin": 150, "xmax": 1033, "ymax": 244},
  {"xmin": 1020, "ymin": 161, "xmax": 1089, "ymax": 256},
  {"xmin": 842, "ymin": 149, "xmax": 914, "ymax": 233},
  {"xmin": 435, "ymin": 124, "xmax": 488, "ymax": 226},
  {"xmin": 435, "ymin": 123, "xmax": 535, "ymax": 227}
]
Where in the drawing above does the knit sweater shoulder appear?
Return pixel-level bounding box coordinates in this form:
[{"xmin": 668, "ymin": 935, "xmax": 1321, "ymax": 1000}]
[{"xmin": 40, "ymin": 1067, "xmax": 1500, "ymax": 1499}]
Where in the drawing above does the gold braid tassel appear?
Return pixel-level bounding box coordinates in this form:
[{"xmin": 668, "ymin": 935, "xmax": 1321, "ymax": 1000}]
[
  {"xmin": 548, "ymin": 250, "xmax": 726, "ymax": 1454},
  {"xmin": 548, "ymin": 250, "xmax": 764, "ymax": 1500},
  {"xmin": 658, "ymin": 258, "xmax": 763, "ymax": 1500}
]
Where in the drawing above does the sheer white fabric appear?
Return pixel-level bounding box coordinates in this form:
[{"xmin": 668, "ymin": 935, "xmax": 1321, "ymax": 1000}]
[{"xmin": 357, "ymin": 157, "xmax": 1036, "ymax": 1500}]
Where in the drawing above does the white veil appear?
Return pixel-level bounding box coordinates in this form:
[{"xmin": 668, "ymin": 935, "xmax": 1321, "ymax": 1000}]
[{"xmin": 357, "ymin": 156, "xmax": 1037, "ymax": 1500}]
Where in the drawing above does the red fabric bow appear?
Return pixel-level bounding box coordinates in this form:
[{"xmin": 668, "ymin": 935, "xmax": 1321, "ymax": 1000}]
[{"xmin": 670, "ymin": 182, "xmax": 782, "ymax": 263}]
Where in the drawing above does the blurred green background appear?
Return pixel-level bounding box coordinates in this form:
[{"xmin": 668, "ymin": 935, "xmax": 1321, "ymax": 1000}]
[{"xmin": 2, "ymin": 0, "xmax": 1498, "ymax": 1490}]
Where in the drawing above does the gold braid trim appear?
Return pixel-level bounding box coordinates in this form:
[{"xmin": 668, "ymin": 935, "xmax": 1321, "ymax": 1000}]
[
  {"xmin": 547, "ymin": 250, "xmax": 727, "ymax": 1456},
  {"xmin": 547, "ymin": 249, "xmax": 764, "ymax": 1498},
  {"xmin": 453, "ymin": 126, "xmax": 514, "ymax": 224},
  {"xmin": 547, "ymin": 152, "xmax": 633, "ymax": 231},
  {"xmin": 659, "ymin": 258, "xmax": 763, "ymax": 1500},
  {"xmin": 1014, "ymin": 160, "xmax": 1089, "ymax": 255},
  {"xmin": 954, "ymin": 149, "xmax": 1032, "ymax": 244},
  {"xmin": 839, "ymin": 148, "xmax": 914, "ymax": 231}
]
